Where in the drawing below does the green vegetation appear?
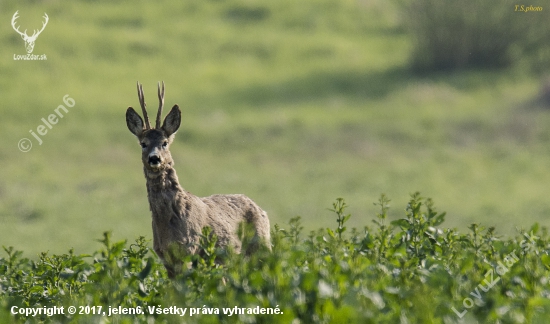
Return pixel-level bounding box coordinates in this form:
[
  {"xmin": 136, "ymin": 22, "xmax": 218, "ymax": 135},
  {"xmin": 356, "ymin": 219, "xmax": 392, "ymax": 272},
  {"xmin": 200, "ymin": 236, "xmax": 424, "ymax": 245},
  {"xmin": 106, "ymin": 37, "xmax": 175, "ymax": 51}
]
[
  {"xmin": 1, "ymin": 0, "xmax": 549, "ymax": 262},
  {"xmin": 2, "ymin": 195, "xmax": 550, "ymax": 323},
  {"xmin": 403, "ymin": 0, "xmax": 550, "ymax": 71}
]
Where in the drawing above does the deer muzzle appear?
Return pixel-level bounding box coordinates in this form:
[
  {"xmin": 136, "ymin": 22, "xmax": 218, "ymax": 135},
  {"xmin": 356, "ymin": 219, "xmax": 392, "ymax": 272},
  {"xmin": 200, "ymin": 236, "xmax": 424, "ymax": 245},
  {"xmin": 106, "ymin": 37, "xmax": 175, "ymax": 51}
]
[{"xmin": 148, "ymin": 154, "xmax": 162, "ymax": 167}]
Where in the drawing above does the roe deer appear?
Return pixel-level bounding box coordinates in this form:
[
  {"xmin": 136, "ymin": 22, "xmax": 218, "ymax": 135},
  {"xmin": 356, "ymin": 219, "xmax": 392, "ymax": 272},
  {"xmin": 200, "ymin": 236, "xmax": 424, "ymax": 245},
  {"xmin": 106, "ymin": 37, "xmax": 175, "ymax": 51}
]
[{"xmin": 126, "ymin": 82, "xmax": 271, "ymax": 277}]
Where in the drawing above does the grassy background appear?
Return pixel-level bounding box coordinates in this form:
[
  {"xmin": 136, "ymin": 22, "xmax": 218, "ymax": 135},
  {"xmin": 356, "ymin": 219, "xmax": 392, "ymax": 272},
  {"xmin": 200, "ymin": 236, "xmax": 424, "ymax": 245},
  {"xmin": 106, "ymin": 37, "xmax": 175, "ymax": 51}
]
[{"xmin": 1, "ymin": 0, "xmax": 549, "ymax": 256}]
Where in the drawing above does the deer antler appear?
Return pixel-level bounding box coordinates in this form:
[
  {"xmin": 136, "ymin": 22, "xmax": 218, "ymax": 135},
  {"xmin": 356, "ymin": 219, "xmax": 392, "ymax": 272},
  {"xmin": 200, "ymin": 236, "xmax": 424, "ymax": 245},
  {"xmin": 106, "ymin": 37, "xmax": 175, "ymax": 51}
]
[
  {"xmin": 11, "ymin": 11, "xmax": 28, "ymax": 38},
  {"xmin": 137, "ymin": 82, "xmax": 152, "ymax": 130},
  {"xmin": 156, "ymin": 81, "xmax": 165, "ymax": 129},
  {"xmin": 31, "ymin": 13, "xmax": 49, "ymax": 38}
]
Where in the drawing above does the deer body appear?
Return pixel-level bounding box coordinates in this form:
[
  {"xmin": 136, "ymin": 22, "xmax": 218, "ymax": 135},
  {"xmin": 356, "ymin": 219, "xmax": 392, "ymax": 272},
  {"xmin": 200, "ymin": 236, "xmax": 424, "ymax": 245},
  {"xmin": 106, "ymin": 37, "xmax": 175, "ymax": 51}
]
[{"xmin": 126, "ymin": 82, "xmax": 270, "ymax": 277}]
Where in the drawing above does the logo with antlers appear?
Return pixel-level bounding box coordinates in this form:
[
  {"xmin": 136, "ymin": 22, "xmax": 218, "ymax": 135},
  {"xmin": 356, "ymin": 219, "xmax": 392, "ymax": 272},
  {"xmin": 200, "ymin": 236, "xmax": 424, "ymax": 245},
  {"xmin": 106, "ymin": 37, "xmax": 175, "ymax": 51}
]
[{"xmin": 11, "ymin": 11, "xmax": 49, "ymax": 54}]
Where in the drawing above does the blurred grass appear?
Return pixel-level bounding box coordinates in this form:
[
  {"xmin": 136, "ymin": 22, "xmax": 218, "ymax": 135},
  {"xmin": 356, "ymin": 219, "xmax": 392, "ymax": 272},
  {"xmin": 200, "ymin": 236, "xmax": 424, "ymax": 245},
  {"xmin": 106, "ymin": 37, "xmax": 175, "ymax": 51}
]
[
  {"xmin": 0, "ymin": 0, "xmax": 549, "ymax": 256},
  {"xmin": 403, "ymin": 0, "xmax": 550, "ymax": 71}
]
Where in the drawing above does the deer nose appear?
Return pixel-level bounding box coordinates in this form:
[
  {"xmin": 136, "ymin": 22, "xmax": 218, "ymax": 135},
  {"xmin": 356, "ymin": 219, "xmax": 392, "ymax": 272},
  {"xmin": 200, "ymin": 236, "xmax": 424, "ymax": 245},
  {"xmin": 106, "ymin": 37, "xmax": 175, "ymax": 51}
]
[{"xmin": 148, "ymin": 155, "xmax": 161, "ymax": 166}]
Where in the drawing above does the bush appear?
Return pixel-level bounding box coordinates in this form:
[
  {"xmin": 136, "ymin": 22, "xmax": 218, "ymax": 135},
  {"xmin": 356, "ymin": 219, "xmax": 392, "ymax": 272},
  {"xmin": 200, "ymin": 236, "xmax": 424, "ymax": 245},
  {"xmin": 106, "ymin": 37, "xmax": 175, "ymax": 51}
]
[
  {"xmin": 1, "ymin": 194, "xmax": 550, "ymax": 323},
  {"xmin": 402, "ymin": 0, "xmax": 550, "ymax": 72}
]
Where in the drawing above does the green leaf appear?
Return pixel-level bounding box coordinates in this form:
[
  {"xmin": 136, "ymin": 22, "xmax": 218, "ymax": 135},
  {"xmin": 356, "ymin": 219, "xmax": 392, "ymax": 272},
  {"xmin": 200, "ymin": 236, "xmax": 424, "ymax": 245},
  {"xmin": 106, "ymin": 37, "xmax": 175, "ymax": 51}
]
[
  {"xmin": 541, "ymin": 255, "xmax": 550, "ymax": 269},
  {"xmin": 530, "ymin": 222, "xmax": 540, "ymax": 234},
  {"xmin": 433, "ymin": 213, "xmax": 446, "ymax": 226},
  {"xmin": 138, "ymin": 258, "xmax": 153, "ymax": 280},
  {"xmin": 138, "ymin": 282, "xmax": 148, "ymax": 297},
  {"xmin": 391, "ymin": 219, "xmax": 411, "ymax": 229},
  {"xmin": 29, "ymin": 285, "xmax": 43, "ymax": 293}
]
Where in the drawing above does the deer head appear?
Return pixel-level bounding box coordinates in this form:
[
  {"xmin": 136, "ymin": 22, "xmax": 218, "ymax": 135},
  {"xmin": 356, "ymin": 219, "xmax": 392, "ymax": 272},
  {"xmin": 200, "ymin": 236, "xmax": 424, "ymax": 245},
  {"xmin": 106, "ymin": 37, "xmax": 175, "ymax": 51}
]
[
  {"xmin": 11, "ymin": 11, "xmax": 49, "ymax": 54},
  {"xmin": 126, "ymin": 82, "xmax": 181, "ymax": 173}
]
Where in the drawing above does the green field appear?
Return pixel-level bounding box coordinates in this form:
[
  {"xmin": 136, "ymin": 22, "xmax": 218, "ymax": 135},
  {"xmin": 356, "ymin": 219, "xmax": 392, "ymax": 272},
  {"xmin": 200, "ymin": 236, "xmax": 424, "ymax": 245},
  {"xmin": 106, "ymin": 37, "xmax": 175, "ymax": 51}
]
[
  {"xmin": 2, "ymin": 196, "xmax": 550, "ymax": 323},
  {"xmin": 1, "ymin": 0, "xmax": 550, "ymax": 258}
]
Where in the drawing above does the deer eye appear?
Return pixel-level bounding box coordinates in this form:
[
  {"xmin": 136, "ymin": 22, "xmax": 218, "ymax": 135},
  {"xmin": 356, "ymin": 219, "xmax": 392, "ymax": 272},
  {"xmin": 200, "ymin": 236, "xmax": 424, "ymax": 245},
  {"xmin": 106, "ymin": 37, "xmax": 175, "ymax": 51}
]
[
  {"xmin": 162, "ymin": 141, "xmax": 168, "ymax": 148},
  {"xmin": 140, "ymin": 142, "xmax": 147, "ymax": 149}
]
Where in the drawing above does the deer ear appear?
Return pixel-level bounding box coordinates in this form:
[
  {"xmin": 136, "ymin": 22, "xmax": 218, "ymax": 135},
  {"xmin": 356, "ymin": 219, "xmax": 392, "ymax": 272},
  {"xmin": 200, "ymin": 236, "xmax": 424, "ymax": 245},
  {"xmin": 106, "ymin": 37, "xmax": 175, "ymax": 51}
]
[
  {"xmin": 126, "ymin": 107, "xmax": 144, "ymax": 137},
  {"xmin": 162, "ymin": 105, "xmax": 181, "ymax": 137}
]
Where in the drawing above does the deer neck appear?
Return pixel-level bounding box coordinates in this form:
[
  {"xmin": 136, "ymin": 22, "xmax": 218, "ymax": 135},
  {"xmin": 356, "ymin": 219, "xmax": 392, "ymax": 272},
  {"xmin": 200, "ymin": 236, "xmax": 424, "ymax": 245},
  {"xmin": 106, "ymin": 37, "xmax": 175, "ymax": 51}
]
[{"xmin": 143, "ymin": 165, "xmax": 184, "ymax": 199}]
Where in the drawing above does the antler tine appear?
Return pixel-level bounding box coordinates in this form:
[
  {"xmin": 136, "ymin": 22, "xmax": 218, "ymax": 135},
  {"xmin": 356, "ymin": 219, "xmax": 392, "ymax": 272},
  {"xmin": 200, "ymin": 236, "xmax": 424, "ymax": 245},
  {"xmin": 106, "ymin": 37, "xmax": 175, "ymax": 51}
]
[
  {"xmin": 11, "ymin": 11, "xmax": 27, "ymax": 37},
  {"xmin": 156, "ymin": 81, "xmax": 165, "ymax": 129},
  {"xmin": 11, "ymin": 11, "xmax": 19, "ymax": 27},
  {"xmin": 33, "ymin": 13, "xmax": 49, "ymax": 37},
  {"xmin": 137, "ymin": 81, "xmax": 151, "ymax": 129}
]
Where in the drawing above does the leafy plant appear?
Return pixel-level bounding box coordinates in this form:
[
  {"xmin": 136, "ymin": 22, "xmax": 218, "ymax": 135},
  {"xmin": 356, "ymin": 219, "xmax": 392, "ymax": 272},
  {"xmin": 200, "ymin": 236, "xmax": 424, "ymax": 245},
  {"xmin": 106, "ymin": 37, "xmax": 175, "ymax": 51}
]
[{"xmin": 1, "ymin": 194, "xmax": 550, "ymax": 323}]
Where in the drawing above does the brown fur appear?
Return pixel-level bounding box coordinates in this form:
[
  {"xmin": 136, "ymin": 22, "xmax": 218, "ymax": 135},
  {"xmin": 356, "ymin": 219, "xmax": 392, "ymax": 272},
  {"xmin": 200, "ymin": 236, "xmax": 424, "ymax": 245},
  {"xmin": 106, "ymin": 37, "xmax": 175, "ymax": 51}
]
[{"xmin": 126, "ymin": 82, "xmax": 271, "ymax": 277}]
